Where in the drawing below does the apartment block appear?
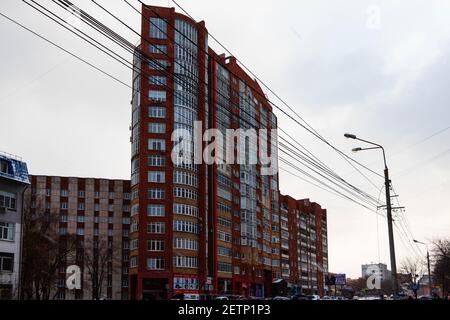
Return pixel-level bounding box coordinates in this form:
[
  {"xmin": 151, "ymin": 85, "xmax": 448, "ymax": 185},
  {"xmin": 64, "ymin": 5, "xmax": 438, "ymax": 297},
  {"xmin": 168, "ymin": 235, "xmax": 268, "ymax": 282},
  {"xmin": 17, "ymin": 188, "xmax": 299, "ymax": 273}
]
[
  {"xmin": 22, "ymin": 176, "xmax": 131, "ymax": 300},
  {"xmin": 0, "ymin": 153, "xmax": 30, "ymax": 300},
  {"xmin": 129, "ymin": 4, "xmax": 281, "ymax": 299},
  {"xmin": 279, "ymin": 195, "xmax": 329, "ymax": 296}
]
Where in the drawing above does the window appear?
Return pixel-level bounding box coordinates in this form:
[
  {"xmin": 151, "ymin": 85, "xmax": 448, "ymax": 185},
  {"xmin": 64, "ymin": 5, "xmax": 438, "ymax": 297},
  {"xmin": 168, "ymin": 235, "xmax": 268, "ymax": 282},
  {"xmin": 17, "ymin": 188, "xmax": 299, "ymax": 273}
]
[
  {"xmin": 173, "ymin": 203, "xmax": 198, "ymax": 218},
  {"xmin": 149, "ymin": 75, "xmax": 167, "ymax": 86},
  {"xmin": 147, "ymin": 258, "xmax": 165, "ymax": 270},
  {"xmin": 148, "ymin": 188, "xmax": 165, "ymax": 199},
  {"xmin": 173, "ymin": 220, "xmax": 198, "ymax": 234},
  {"xmin": 0, "ymin": 253, "xmax": 14, "ymax": 272},
  {"xmin": 149, "ymin": 17, "xmax": 167, "ymax": 39},
  {"xmin": 148, "ymin": 155, "xmax": 166, "ymax": 166},
  {"xmin": 174, "ymin": 171, "xmax": 198, "ymax": 187},
  {"xmin": 147, "ymin": 204, "xmax": 165, "ymax": 217},
  {"xmin": 218, "ymin": 262, "xmax": 232, "ymax": 273},
  {"xmin": 148, "ymin": 171, "xmax": 165, "ymax": 183},
  {"xmin": 148, "ymin": 139, "xmax": 166, "ymax": 151},
  {"xmin": 60, "ymin": 215, "xmax": 68, "ymax": 223},
  {"xmin": 148, "ymin": 122, "xmax": 166, "ymax": 134},
  {"xmin": 0, "ymin": 192, "xmax": 16, "ymax": 211},
  {"xmin": 173, "ymin": 256, "xmax": 198, "ymax": 269},
  {"xmin": 130, "ymin": 256, "xmax": 138, "ymax": 268},
  {"xmin": 147, "ymin": 240, "xmax": 165, "ymax": 251},
  {"xmin": 78, "ymin": 191, "xmax": 85, "ymax": 198},
  {"xmin": 76, "ymin": 228, "xmax": 84, "ymax": 236},
  {"xmin": 149, "ymin": 90, "xmax": 167, "ymax": 102},
  {"xmin": 0, "ymin": 222, "xmax": 14, "ymax": 241},
  {"xmin": 60, "ymin": 190, "xmax": 68, "ymax": 197},
  {"xmin": 76, "ymin": 215, "xmax": 85, "ymax": 223},
  {"xmin": 130, "ymin": 239, "xmax": 139, "ymax": 250},
  {"xmin": 218, "ymin": 231, "xmax": 232, "ymax": 243},
  {"xmin": 218, "ymin": 217, "xmax": 232, "ymax": 228},
  {"xmin": 174, "ymin": 238, "xmax": 198, "ymax": 251},
  {"xmin": 60, "ymin": 202, "xmax": 68, "ymax": 209},
  {"xmin": 59, "ymin": 228, "xmax": 67, "ymax": 235},
  {"xmin": 0, "ymin": 160, "xmax": 9, "ymax": 174},
  {"xmin": 218, "ymin": 246, "xmax": 232, "ymax": 257},
  {"xmin": 173, "ymin": 187, "xmax": 198, "ymax": 200},
  {"xmin": 149, "ymin": 44, "xmax": 167, "ymax": 54},
  {"xmin": 147, "ymin": 222, "xmax": 165, "ymax": 234},
  {"xmin": 149, "ymin": 106, "xmax": 166, "ymax": 118},
  {"xmin": 77, "ymin": 203, "xmax": 85, "ymax": 210}
]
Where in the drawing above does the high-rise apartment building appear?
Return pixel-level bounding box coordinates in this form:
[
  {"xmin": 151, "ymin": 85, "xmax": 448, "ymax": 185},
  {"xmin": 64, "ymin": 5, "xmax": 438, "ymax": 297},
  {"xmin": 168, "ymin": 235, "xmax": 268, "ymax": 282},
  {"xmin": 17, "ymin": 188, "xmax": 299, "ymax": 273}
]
[
  {"xmin": 22, "ymin": 176, "xmax": 131, "ymax": 300},
  {"xmin": 0, "ymin": 153, "xmax": 30, "ymax": 300},
  {"xmin": 129, "ymin": 4, "xmax": 281, "ymax": 299},
  {"xmin": 279, "ymin": 195, "xmax": 329, "ymax": 296}
]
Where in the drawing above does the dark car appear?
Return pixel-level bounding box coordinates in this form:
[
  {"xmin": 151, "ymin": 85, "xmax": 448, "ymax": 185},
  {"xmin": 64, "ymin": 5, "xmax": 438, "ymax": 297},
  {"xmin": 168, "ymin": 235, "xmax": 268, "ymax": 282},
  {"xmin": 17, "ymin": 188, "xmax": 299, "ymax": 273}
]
[{"xmin": 291, "ymin": 294, "xmax": 310, "ymax": 300}]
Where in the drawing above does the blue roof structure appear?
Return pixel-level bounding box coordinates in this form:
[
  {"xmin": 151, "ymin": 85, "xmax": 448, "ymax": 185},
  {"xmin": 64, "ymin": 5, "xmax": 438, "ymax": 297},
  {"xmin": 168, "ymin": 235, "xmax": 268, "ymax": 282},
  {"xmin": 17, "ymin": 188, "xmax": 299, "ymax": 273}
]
[{"xmin": 0, "ymin": 152, "xmax": 30, "ymax": 184}]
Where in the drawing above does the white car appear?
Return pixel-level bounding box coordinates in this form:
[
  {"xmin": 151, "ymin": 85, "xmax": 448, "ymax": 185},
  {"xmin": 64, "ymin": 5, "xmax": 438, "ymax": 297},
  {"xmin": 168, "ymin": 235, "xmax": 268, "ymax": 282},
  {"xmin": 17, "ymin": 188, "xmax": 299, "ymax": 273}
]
[{"xmin": 309, "ymin": 295, "xmax": 321, "ymax": 300}]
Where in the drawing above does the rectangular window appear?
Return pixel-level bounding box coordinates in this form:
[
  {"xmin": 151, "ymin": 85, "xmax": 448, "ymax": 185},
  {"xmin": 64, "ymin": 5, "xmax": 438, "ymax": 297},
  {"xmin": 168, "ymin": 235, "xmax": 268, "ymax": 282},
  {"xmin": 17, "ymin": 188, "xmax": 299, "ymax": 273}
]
[
  {"xmin": 148, "ymin": 171, "xmax": 165, "ymax": 183},
  {"xmin": 147, "ymin": 204, "xmax": 165, "ymax": 217},
  {"xmin": 148, "ymin": 122, "xmax": 166, "ymax": 134},
  {"xmin": 149, "ymin": 44, "xmax": 167, "ymax": 54},
  {"xmin": 149, "ymin": 106, "xmax": 166, "ymax": 118},
  {"xmin": 148, "ymin": 59, "xmax": 169, "ymax": 70},
  {"xmin": 0, "ymin": 222, "xmax": 14, "ymax": 241},
  {"xmin": 148, "ymin": 139, "xmax": 166, "ymax": 151},
  {"xmin": 0, "ymin": 253, "xmax": 14, "ymax": 272},
  {"xmin": 147, "ymin": 240, "xmax": 165, "ymax": 252},
  {"xmin": 148, "ymin": 188, "xmax": 165, "ymax": 199},
  {"xmin": 147, "ymin": 258, "xmax": 165, "ymax": 270},
  {"xmin": 149, "ymin": 17, "xmax": 167, "ymax": 39},
  {"xmin": 147, "ymin": 222, "xmax": 165, "ymax": 234},
  {"xmin": 149, "ymin": 75, "xmax": 167, "ymax": 86},
  {"xmin": 0, "ymin": 192, "xmax": 17, "ymax": 211},
  {"xmin": 149, "ymin": 90, "xmax": 166, "ymax": 102},
  {"xmin": 148, "ymin": 155, "xmax": 166, "ymax": 166}
]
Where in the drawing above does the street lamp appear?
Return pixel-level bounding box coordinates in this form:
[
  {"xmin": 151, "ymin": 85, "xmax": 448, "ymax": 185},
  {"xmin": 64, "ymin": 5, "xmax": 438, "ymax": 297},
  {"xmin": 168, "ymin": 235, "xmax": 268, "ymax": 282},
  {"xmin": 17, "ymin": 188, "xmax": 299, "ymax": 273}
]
[
  {"xmin": 344, "ymin": 133, "xmax": 399, "ymax": 296},
  {"xmin": 414, "ymin": 239, "xmax": 433, "ymax": 296}
]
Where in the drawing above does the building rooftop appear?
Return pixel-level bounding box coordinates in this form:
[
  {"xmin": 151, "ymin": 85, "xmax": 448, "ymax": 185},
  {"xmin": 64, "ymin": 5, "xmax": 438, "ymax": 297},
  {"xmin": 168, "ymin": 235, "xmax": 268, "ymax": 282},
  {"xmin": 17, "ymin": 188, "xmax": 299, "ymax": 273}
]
[{"xmin": 0, "ymin": 151, "xmax": 30, "ymax": 184}]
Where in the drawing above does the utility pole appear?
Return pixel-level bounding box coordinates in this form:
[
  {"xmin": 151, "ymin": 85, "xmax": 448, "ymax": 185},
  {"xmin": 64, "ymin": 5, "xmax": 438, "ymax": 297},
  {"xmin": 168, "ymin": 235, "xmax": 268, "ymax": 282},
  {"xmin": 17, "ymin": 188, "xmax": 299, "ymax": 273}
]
[
  {"xmin": 344, "ymin": 133, "xmax": 399, "ymax": 296},
  {"xmin": 427, "ymin": 250, "xmax": 432, "ymax": 294},
  {"xmin": 414, "ymin": 240, "xmax": 433, "ymax": 296},
  {"xmin": 384, "ymin": 167, "xmax": 399, "ymax": 296}
]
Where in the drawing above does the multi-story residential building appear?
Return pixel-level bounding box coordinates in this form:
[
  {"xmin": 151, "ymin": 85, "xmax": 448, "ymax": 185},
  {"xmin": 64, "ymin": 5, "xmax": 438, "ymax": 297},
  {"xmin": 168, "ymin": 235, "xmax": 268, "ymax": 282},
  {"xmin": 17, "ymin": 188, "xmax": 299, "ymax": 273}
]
[
  {"xmin": 362, "ymin": 263, "xmax": 391, "ymax": 282},
  {"xmin": 129, "ymin": 4, "xmax": 281, "ymax": 299},
  {"xmin": 279, "ymin": 195, "xmax": 329, "ymax": 296},
  {"xmin": 208, "ymin": 53, "xmax": 281, "ymax": 298},
  {"xmin": 0, "ymin": 153, "xmax": 30, "ymax": 300},
  {"xmin": 22, "ymin": 176, "xmax": 131, "ymax": 300}
]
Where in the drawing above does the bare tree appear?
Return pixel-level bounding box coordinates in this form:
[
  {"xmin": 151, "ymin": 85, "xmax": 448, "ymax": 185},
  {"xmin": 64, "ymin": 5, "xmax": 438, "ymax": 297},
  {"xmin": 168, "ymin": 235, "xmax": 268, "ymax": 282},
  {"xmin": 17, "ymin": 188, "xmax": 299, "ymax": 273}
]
[
  {"xmin": 82, "ymin": 239, "xmax": 120, "ymax": 300},
  {"xmin": 431, "ymin": 238, "xmax": 450, "ymax": 297},
  {"xmin": 21, "ymin": 197, "xmax": 77, "ymax": 300},
  {"xmin": 400, "ymin": 257, "xmax": 425, "ymax": 284}
]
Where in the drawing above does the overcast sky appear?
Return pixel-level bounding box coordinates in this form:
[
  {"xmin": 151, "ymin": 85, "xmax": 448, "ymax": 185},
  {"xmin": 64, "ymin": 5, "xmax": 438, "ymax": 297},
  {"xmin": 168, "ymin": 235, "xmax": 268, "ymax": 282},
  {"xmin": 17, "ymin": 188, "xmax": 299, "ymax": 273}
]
[{"xmin": 1, "ymin": 0, "xmax": 449, "ymax": 278}]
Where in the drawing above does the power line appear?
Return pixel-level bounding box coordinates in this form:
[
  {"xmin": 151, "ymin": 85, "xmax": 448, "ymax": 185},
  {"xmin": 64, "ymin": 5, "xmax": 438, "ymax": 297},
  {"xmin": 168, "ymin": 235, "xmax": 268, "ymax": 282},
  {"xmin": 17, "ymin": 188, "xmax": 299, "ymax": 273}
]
[
  {"xmin": 131, "ymin": 0, "xmax": 385, "ymax": 183},
  {"xmin": 0, "ymin": 11, "xmax": 131, "ymax": 89},
  {"xmin": 19, "ymin": 1, "xmax": 384, "ymax": 214}
]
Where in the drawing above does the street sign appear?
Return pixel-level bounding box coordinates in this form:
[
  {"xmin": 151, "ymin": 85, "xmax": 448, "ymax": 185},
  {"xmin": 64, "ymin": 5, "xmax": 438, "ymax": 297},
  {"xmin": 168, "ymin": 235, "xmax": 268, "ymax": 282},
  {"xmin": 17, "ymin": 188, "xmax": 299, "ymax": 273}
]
[{"xmin": 335, "ymin": 274, "xmax": 346, "ymax": 286}]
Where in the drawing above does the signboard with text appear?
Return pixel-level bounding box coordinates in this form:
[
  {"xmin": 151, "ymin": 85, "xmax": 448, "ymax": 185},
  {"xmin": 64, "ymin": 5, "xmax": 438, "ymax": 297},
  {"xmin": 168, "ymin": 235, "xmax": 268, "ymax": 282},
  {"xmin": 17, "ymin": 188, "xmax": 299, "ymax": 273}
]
[{"xmin": 335, "ymin": 274, "xmax": 346, "ymax": 286}]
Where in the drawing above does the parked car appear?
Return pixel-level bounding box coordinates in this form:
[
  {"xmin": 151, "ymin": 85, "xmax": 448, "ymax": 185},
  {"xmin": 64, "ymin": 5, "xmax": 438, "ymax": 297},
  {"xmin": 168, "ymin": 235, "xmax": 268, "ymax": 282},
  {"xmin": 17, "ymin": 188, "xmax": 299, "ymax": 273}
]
[
  {"xmin": 215, "ymin": 296, "xmax": 229, "ymax": 301},
  {"xmin": 307, "ymin": 295, "xmax": 321, "ymax": 300},
  {"xmin": 272, "ymin": 296, "xmax": 290, "ymax": 300},
  {"xmin": 291, "ymin": 294, "xmax": 309, "ymax": 300}
]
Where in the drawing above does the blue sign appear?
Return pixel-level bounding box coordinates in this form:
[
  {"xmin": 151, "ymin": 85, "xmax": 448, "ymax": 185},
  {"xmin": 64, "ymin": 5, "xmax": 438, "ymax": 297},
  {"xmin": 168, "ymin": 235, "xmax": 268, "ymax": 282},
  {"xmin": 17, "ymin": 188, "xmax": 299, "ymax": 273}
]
[{"xmin": 335, "ymin": 274, "xmax": 346, "ymax": 286}]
